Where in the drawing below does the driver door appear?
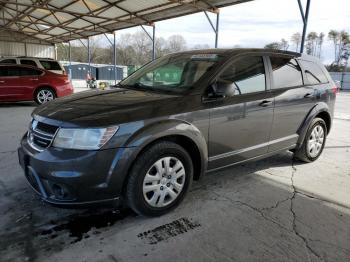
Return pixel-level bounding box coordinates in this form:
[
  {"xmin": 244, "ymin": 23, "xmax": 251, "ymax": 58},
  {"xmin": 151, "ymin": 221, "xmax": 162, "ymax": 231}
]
[{"xmin": 206, "ymin": 55, "xmax": 274, "ymax": 170}]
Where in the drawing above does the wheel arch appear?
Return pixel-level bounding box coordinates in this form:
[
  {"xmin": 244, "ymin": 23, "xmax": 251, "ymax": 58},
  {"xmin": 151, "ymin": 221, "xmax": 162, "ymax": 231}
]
[
  {"xmin": 296, "ymin": 102, "xmax": 332, "ymax": 149},
  {"xmin": 115, "ymin": 119, "xmax": 208, "ymax": 197},
  {"xmin": 33, "ymin": 85, "xmax": 57, "ymax": 99}
]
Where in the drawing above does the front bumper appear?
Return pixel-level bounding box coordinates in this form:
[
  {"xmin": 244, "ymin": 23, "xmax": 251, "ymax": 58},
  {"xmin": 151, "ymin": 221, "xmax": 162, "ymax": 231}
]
[{"xmin": 18, "ymin": 134, "xmax": 136, "ymax": 207}]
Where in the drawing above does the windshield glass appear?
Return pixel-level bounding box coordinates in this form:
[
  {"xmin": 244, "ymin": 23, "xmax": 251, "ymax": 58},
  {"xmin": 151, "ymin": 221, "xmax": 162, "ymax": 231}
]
[{"xmin": 120, "ymin": 53, "xmax": 223, "ymax": 93}]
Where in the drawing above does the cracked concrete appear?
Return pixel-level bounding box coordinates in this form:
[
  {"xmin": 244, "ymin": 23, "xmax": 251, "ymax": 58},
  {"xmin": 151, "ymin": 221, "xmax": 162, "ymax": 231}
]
[{"xmin": 1, "ymin": 93, "xmax": 350, "ymax": 262}]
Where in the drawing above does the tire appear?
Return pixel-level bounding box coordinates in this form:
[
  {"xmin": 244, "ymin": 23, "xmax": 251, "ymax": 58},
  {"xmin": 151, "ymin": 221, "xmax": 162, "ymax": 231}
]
[
  {"xmin": 126, "ymin": 141, "xmax": 193, "ymax": 216},
  {"xmin": 35, "ymin": 88, "xmax": 56, "ymax": 105},
  {"xmin": 294, "ymin": 117, "xmax": 327, "ymax": 162}
]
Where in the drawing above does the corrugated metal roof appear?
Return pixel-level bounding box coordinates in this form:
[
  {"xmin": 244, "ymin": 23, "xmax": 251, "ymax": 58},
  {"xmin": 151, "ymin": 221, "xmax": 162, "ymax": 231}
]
[{"xmin": 0, "ymin": 0, "xmax": 253, "ymax": 44}]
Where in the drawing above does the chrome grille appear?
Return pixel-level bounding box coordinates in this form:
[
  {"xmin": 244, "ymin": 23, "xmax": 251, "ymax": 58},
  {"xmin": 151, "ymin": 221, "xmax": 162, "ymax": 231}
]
[{"xmin": 27, "ymin": 120, "xmax": 58, "ymax": 151}]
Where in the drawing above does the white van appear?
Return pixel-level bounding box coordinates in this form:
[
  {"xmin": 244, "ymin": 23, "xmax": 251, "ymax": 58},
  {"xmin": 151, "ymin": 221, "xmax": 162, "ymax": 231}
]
[{"xmin": 0, "ymin": 56, "xmax": 65, "ymax": 75}]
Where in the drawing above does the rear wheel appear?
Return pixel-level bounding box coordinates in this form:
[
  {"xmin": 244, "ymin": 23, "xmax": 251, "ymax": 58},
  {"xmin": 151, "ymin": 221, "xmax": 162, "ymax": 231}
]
[
  {"xmin": 126, "ymin": 141, "xmax": 193, "ymax": 216},
  {"xmin": 294, "ymin": 118, "xmax": 327, "ymax": 162},
  {"xmin": 35, "ymin": 88, "xmax": 55, "ymax": 104}
]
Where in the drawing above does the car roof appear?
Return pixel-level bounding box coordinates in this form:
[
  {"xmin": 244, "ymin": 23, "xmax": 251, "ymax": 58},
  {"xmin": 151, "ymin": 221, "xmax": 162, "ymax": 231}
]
[
  {"xmin": 171, "ymin": 48, "xmax": 303, "ymax": 58},
  {"xmin": 0, "ymin": 56, "xmax": 55, "ymax": 60},
  {"xmin": 0, "ymin": 64, "xmax": 45, "ymax": 71}
]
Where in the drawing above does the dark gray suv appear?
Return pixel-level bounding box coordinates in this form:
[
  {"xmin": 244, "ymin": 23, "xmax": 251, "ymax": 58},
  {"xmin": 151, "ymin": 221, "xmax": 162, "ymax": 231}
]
[{"xmin": 18, "ymin": 49, "xmax": 337, "ymax": 216}]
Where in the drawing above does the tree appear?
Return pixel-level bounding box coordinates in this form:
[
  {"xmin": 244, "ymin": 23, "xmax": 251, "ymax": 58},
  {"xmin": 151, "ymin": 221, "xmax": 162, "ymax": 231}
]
[
  {"xmin": 264, "ymin": 42, "xmax": 281, "ymax": 49},
  {"xmin": 328, "ymin": 30, "xmax": 340, "ymax": 62},
  {"xmin": 57, "ymin": 32, "xmax": 189, "ymax": 66},
  {"xmin": 316, "ymin": 32, "xmax": 325, "ymax": 58},
  {"xmin": 264, "ymin": 39, "xmax": 288, "ymax": 50},
  {"xmin": 328, "ymin": 29, "xmax": 350, "ymax": 69},
  {"xmin": 291, "ymin": 32, "xmax": 301, "ymax": 52},
  {"xmin": 306, "ymin": 32, "xmax": 318, "ymax": 56},
  {"xmin": 280, "ymin": 38, "xmax": 289, "ymax": 50},
  {"xmin": 166, "ymin": 35, "xmax": 187, "ymax": 53}
]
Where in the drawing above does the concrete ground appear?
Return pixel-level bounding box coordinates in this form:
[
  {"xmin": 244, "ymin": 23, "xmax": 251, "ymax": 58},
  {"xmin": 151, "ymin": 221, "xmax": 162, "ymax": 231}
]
[{"xmin": 0, "ymin": 92, "xmax": 349, "ymax": 262}]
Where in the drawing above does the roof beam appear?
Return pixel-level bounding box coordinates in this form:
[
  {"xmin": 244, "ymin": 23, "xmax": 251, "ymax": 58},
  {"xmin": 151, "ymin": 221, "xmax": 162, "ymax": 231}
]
[{"xmin": 168, "ymin": 0, "xmax": 218, "ymax": 13}]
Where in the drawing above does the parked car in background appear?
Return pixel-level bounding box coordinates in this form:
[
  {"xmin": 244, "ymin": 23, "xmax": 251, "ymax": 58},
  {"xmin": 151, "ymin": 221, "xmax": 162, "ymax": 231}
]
[
  {"xmin": 0, "ymin": 56, "xmax": 65, "ymax": 75},
  {"xmin": 18, "ymin": 49, "xmax": 336, "ymax": 216},
  {"xmin": 0, "ymin": 64, "xmax": 73, "ymax": 104}
]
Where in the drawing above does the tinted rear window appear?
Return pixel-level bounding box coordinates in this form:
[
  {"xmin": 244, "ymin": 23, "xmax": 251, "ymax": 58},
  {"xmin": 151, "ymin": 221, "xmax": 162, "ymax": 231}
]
[
  {"xmin": 301, "ymin": 60, "xmax": 328, "ymax": 85},
  {"xmin": 20, "ymin": 59, "xmax": 37, "ymax": 67},
  {"xmin": 0, "ymin": 67, "xmax": 41, "ymax": 77},
  {"xmin": 0, "ymin": 59, "xmax": 16, "ymax": 64},
  {"xmin": 40, "ymin": 60, "xmax": 62, "ymax": 70},
  {"xmin": 270, "ymin": 57, "xmax": 303, "ymax": 89}
]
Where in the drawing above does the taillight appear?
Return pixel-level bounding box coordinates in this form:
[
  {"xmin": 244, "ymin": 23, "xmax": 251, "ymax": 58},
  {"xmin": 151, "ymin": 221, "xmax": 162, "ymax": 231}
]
[{"xmin": 331, "ymin": 85, "xmax": 338, "ymax": 94}]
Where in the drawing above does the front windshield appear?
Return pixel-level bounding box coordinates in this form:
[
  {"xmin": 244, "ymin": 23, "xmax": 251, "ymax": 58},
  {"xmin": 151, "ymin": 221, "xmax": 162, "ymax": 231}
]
[{"xmin": 120, "ymin": 53, "xmax": 223, "ymax": 93}]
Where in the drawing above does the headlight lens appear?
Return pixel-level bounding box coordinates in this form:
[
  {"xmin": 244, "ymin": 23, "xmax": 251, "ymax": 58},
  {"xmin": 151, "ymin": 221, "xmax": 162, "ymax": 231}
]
[{"xmin": 52, "ymin": 126, "xmax": 118, "ymax": 150}]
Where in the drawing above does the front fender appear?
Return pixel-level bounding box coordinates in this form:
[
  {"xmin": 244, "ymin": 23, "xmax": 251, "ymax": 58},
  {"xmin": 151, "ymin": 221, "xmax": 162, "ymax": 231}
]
[
  {"xmin": 106, "ymin": 118, "xmax": 208, "ymax": 196},
  {"xmin": 124, "ymin": 119, "xmax": 208, "ymax": 171},
  {"xmin": 296, "ymin": 102, "xmax": 331, "ymax": 148}
]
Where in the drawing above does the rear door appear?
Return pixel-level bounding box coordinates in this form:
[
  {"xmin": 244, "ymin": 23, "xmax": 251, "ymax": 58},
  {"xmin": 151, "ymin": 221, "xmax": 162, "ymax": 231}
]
[
  {"xmin": 0, "ymin": 66, "xmax": 11, "ymax": 101},
  {"xmin": 267, "ymin": 56, "xmax": 316, "ymax": 151},
  {"xmin": 207, "ymin": 55, "xmax": 274, "ymax": 170},
  {"xmin": 0, "ymin": 66, "xmax": 42, "ymax": 101}
]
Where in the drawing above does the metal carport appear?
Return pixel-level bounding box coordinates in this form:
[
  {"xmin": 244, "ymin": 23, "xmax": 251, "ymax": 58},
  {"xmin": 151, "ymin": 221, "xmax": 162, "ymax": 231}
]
[{"xmin": 0, "ymin": 0, "xmax": 311, "ymax": 81}]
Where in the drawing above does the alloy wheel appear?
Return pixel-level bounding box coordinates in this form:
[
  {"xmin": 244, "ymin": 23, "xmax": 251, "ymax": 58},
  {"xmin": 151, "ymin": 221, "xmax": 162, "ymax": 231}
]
[{"xmin": 37, "ymin": 89, "xmax": 54, "ymax": 104}]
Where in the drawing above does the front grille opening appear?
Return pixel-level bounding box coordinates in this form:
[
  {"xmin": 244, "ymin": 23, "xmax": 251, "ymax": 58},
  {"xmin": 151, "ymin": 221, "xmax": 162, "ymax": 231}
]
[
  {"xmin": 37, "ymin": 122, "xmax": 58, "ymax": 134},
  {"xmin": 28, "ymin": 120, "xmax": 59, "ymax": 151}
]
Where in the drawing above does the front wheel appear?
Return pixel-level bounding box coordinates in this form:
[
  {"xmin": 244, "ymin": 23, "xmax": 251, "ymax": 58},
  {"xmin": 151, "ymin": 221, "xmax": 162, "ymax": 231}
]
[
  {"xmin": 294, "ymin": 118, "xmax": 327, "ymax": 162},
  {"xmin": 126, "ymin": 141, "xmax": 193, "ymax": 216},
  {"xmin": 35, "ymin": 88, "xmax": 56, "ymax": 104}
]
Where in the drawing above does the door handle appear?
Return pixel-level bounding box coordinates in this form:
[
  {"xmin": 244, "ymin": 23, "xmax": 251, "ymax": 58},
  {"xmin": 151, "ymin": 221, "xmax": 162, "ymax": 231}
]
[
  {"xmin": 259, "ymin": 100, "xmax": 272, "ymax": 107},
  {"xmin": 30, "ymin": 78, "xmax": 39, "ymax": 81},
  {"xmin": 0, "ymin": 80, "xmax": 4, "ymax": 83},
  {"xmin": 304, "ymin": 93, "xmax": 313, "ymax": 98}
]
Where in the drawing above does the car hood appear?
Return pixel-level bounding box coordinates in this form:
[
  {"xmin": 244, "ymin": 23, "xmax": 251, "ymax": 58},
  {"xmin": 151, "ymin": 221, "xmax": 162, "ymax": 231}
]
[{"xmin": 33, "ymin": 88, "xmax": 185, "ymax": 127}]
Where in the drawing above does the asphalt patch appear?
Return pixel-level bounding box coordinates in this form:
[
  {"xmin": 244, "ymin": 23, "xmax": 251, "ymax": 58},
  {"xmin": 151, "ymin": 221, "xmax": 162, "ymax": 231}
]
[{"xmin": 137, "ymin": 217, "xmax": 201, "ymax": 244}]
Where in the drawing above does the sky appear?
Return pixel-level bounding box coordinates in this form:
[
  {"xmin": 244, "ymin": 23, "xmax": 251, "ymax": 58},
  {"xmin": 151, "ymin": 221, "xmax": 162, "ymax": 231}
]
[{"xmin": 113, "ymin": 0, "xmax": 350, "ymax": 64}]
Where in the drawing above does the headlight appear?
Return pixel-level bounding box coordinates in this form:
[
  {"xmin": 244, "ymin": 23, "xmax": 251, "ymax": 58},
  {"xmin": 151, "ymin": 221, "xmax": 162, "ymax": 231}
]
[{"xmin": 52, "ymin": 126, "xmax": 118, "ymax": 150}]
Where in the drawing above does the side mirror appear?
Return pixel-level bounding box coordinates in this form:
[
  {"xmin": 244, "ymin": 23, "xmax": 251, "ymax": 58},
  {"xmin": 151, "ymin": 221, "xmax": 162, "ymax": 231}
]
[
  {"xmin": 203, "ymin": 81, "xmax": 228, "ymax": 103},
  {"xmin": 211, "ymin": 80, "xmax": 236, "ymax": 97}
]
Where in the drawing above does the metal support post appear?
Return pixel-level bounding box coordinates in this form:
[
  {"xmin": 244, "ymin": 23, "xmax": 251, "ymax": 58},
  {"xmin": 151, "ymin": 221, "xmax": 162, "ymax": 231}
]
[
  {"xmin": 68, "ymin": 41, "xmax": 72, "ymax": 80},
  {"xmin": 204, "ymin": 9, "xmax": 220, "ymax": 48},
  {"xmin": 141, "ymin": 24, "xmax": 156, "ymax": 60},
  {"xmin": 298, "ymin": 0, "xmax": 311, "ymax": 53},
  {"xmin": 152, "ymin": 25, "xmax": 156, "ymax": 60},
  {"xmin": 113, "ymin": 32, "xmax": 117, "ymax": 84},
  {"xmin": 87, "ymin": 37, "xmax": 91, "ymax": 77}
]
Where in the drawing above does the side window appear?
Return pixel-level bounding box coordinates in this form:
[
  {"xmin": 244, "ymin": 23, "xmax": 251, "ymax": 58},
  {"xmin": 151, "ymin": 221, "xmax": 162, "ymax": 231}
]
[
  {"xmin": 301, "ymin": 60, "xmax": 328, "ymax": 85},
  {"xmin": 7, "ymin": 67, "xmax": 21, "ymax": 77},
  {"xmin": 20, "ymin": 59, "xmax": 37, "ymax": 67},
  {"xmin": 40, "ymin": 60, "xmax": 62, "ymax": 70},
  {"xmin": 270, "ymin": 57, "xmax": 303, "ymax": 89},
  {"xmin": 0, "ymin": 67, "xmax": 9, "ymax": 76},
  {"xmin": 218, "ymin": 56, "xmax": 266, "ymax": 95},
  {"xmin": 0, "ymin": 59, "xmax": 16, "ymax": 64},
  {"xmin": 19, "ymin": 68, "xmax": 42, "ymax": 76}
]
